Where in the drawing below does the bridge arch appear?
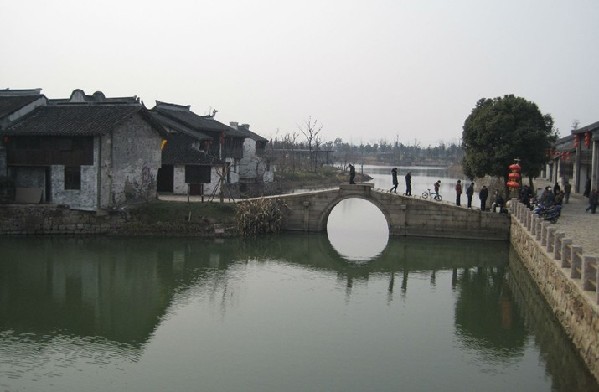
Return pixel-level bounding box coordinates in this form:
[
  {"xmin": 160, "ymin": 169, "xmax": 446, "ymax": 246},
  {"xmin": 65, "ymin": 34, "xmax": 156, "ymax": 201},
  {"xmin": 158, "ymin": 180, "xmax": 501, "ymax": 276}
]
[{"xmin": 317, "ymin": 192, "xmax": 393, "ymax": 233}]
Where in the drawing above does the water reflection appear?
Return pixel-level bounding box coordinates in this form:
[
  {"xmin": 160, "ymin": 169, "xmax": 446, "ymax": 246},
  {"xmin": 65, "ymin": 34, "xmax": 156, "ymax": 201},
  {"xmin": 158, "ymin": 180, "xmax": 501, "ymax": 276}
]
[
  {"xmin": 0, "ymin": 236, "xmax": 597, "ymax": 391},
  {"xmin": 327, "ymin": 198, "xmax": 389, "ymax": 262}
]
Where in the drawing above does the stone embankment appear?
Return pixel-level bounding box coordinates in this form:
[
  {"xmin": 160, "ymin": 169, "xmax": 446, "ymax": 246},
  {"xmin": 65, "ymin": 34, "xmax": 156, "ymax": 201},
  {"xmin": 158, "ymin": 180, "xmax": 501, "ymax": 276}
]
[
  {"xmin": 0, "ymin": 204, "xmax": 232, "ymax": 236},
  {"xmin": 510, "ymin": 194, "xmax": 599, "ymax": 381}
]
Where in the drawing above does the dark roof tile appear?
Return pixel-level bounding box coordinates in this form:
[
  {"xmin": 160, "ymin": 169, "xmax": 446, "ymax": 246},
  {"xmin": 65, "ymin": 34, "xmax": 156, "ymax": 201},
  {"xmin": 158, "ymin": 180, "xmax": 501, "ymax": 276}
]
[{"xmin": 1, "ymin": 104, "xmax": 164, "ymax": 137}]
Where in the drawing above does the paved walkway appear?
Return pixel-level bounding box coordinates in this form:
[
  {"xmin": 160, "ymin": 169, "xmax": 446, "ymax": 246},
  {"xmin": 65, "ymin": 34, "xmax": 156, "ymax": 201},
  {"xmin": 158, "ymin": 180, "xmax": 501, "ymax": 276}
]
[{"xmin": 530, "ymin": 180, "xmax": 599, "ymax": 257}]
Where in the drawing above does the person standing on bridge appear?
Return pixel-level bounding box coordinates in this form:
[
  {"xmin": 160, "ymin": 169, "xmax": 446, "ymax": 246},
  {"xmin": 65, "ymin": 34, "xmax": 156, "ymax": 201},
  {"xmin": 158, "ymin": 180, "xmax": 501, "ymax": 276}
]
[
  {"xmin": 434, "ymin": 180, "xmax": 441, "ymax": 197},
  {"xmin": 479, "ymin": 185, "xmax": 489, "ymax": 211},
  {"xmin": 455, "ymin": 180, "xmax": 462, "ymax": 206},
  {"xmin": 349, "ymin": 164, "xmax": 356, "ymax": 184},
  {"xmin": 404, "ymin": 172, "xmax": 412, "ymax": 196},
  {"xmin": 466, "ymin": 182, "xmax": 474, "ymax": 208},
  {"xmin": 390, "ymin": 168, "xmax": 399, "ymax": 193}
]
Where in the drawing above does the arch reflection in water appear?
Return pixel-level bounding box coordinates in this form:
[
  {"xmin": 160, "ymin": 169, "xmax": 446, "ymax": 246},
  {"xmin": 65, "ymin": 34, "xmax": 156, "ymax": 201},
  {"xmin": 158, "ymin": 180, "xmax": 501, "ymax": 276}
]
[{"xmin": 326, "ymin": 198, "xmax": 389, "ymax": 262}]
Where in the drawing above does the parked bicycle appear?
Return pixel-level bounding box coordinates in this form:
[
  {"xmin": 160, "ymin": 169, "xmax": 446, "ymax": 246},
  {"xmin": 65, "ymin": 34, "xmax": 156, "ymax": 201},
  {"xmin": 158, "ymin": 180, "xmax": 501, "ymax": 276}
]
[{"xmin": 421, "ymin": 188, "xmax": 442, "ymax": 201}]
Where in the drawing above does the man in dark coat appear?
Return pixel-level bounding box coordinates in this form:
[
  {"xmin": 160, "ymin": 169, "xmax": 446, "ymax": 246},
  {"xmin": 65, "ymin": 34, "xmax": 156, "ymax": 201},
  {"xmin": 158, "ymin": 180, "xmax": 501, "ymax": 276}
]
[
  {"xmin": 349, "ymin": 164, "xmax": 356, "ymax": 184},
  {"xmin": 479, "ymin": 185, "xmax": 489, "ymax": 211},
  {"xmin": 390, "ymin": 168, "xmax": 398, "ymax": 193},
  {"xmin": 466, "ymin": 182, "xmax": 474, "ymax": 208},
  {"xmin": 404, "ymin": 172, "xmax": 412, "ymax": 196}
]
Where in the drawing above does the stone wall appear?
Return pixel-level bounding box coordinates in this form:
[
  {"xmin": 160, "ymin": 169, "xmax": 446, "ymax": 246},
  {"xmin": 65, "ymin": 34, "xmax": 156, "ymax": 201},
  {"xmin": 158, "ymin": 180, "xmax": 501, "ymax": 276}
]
[
  {"xmin": 0, "ymin": 204, "xmax": 233, "ymax": 237},
  {"xmin": 510, "ymin": 201, "xmax": 599, "ymax": 381}
]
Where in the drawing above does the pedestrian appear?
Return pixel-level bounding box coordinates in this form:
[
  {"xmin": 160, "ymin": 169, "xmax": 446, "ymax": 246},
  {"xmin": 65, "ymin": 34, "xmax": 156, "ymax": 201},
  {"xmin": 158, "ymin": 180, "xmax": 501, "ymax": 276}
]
[
  {"xmin": 587, "ymin": 189, "xmax": 598, "ymax": 214},
  {"xmin": 434, "ymin": 180, "xmax": 441, "ymax": 197},
  {"xmin": 348, "ymin": 164, "xmax": 355, "ymax": 184},
  {"xmin": 553, "ymin": 181, "xmax": 561, "ymax": 194},
  {"xmin": 492, "ymin": 190, "xmax": 504, "ymax": 213},
  {"xmin": 404, "ymin": 172, "xmax": 412, "ymax": 196},
  {"xmin": 466, "ymin": 182, "xmax": 474, "ymax": 208},
  {"xmin": 584, "ymin": 177, "xmax": 591, "ymax": 198},
  {"xmin": 455, "ymin": 180, "xmax": 462, "ymax": 206},
  {"xmin": 479, "ymin": 185, "xmax": 489, "ymax": 211},
  {"xmin": 390, "ymin": 168, "xmax": 398, "ymax": 193},
  {"xmin": 564, "ymin": 180, "xmax": 572, "ymax": 204}
]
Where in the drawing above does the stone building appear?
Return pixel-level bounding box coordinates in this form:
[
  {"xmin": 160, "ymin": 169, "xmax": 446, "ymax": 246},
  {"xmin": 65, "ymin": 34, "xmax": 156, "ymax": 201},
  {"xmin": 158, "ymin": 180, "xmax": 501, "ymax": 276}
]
[
  {"xmin": 0, "ymin": 89, "xmax": 166, "ymax": 210},
  {"xmin": 151, "ymin": 101, "xmax": 250, "ymax": 198},
  {"xmin": 550, "ymin": 121, "xmax": 599, "ymax": 194}
]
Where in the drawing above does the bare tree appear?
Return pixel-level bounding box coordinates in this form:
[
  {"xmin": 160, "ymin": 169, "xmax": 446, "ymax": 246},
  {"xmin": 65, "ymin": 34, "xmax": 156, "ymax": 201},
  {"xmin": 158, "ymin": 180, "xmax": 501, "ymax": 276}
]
[{"xmin": 299, "ymin": 116, "xmax": 323, "ymax": 172}]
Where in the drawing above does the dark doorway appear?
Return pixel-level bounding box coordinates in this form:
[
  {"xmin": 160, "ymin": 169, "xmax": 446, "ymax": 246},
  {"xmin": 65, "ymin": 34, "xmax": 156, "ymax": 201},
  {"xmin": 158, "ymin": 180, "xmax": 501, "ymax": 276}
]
[{"xmin": 157, "ymin": 165, "xmax": 174, "ymax": 193}]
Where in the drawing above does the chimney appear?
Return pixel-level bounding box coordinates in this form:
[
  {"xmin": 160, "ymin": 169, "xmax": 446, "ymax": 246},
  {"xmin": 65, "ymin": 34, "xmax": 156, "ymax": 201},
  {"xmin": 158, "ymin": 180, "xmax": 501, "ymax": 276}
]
[{"xmin": 229, "ymin": 122, "xmax": 239, "ymax": 129}]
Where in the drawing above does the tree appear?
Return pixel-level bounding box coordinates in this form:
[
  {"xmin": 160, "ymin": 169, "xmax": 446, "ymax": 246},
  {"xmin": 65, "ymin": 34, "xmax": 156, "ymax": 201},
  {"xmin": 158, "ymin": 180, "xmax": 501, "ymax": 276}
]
[
  {"xmin": 462, "ymin": 95, "xmax": 557, "ymax": 189},
  {"xmin": 299, "ymin": 116, "xmax": 322, "ymax": 172}
]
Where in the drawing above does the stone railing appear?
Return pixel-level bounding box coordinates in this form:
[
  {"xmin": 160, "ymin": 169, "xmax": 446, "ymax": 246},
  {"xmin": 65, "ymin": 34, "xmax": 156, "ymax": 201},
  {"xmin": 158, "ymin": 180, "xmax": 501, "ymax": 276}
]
[{"xmin": 511, "ymin": 199, "xmax": 598, "ymax": 304}]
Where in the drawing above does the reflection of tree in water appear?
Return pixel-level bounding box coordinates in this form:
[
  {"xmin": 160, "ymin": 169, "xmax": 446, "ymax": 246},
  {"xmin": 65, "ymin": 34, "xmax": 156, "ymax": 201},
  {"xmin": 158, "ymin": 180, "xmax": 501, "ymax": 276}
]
[{"xmin": 454, "ymin": 265, "xmax": 528, "ymax": 360}]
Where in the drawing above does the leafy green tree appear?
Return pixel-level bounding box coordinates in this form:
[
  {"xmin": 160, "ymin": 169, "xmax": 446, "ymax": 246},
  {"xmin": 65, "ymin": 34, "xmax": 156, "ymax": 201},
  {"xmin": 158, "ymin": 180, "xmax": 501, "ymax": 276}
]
[{"xmin": 462, "ymin": 95, "xmax": 557, "ymax": 188}]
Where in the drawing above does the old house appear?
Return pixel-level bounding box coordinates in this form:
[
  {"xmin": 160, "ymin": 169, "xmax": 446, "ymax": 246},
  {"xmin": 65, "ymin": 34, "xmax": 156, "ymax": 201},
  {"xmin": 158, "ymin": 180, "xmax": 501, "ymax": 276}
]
[
  {"xmin": 150, "ymin": 101, "xmax": 247, "ymax": 198},
  {"xmin": 0, "ymin": 89, "xmax": 166, "ymax": 210},
  {"xmin": 229, "ymin": 122, "xmax": 273, "ymax": 195},
  {"xmin": 550, "ymin": 121, "xmax": 599, "ymax": 194}
]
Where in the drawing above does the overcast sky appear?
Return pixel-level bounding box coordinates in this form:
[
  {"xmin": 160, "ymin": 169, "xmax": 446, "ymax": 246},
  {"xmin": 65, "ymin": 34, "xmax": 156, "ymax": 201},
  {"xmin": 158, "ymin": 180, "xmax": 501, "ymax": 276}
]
[{"xmin": 1, "ymin": 0, "xmax": 598, "ymax": 146}]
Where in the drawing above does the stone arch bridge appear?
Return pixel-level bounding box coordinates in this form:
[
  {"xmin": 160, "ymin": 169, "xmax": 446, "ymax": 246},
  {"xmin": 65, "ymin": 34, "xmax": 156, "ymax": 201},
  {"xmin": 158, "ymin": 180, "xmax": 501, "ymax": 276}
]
[{"xmin": 260, "ymin": 184, "xmax": 510, "ymax": 241}]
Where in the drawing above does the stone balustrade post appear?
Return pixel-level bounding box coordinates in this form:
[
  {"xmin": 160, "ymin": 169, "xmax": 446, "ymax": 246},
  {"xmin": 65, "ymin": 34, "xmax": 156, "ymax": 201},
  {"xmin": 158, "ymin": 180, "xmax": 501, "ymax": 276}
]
[
  {"xmin": 554, "ymin": 232, "xmax": 565, "ymax": 261},
  {"xmin": 531, "ymin": 215, "xmax": 539, "ymax": 236},
  {"xmin": 571, "ymin": 245, "xmax": 583, "ymax": 279},
  {"xmin": 561, "ymin": 239, "xmax": 573, "ymax": 268},
  {"xmin": 540, "ymin": 222, "xmax": 550, "ymax": 246},
  {"xmin": 582, "ymin": 255, "xmax": 598, "ymax": 292},
  {"xmin": 546, "ymin": 227, "xmax": 556, "ymax": 252}
]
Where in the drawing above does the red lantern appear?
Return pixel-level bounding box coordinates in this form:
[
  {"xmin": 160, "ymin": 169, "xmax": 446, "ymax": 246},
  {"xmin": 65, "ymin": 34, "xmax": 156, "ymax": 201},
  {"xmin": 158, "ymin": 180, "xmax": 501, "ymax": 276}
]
[
  {"xmin": 508, "ymin": 163, "xmax": 521, "ymax": 171},
  {"xmin": 584, "ymin": 132, "xmax": 592, "ymax": 148},
  {"xmin": 507, "ymin": 181, "xmax": 520, "ymax": 188},
  {"xmin": 508, "ymin": 172, "xmax": 521, "ymax": 180},
  {"xmin": 574, "ymin": 135, "xmax": 580, "ymax": 148}
]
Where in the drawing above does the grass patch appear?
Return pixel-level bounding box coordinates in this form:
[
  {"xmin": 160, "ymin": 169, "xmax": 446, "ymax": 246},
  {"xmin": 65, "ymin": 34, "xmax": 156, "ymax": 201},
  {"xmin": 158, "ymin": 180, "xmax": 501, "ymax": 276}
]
[{"xmin": 129, "ymin": 200, "xmax": 236, "ymax": 224}]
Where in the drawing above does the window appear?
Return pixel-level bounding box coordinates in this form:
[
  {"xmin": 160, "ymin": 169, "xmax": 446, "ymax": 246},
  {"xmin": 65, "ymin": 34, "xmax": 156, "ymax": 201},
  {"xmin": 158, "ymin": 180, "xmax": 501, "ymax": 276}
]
[{"xmin": 64, "ymin": 166, "xmax": 81, "ymax": 190}]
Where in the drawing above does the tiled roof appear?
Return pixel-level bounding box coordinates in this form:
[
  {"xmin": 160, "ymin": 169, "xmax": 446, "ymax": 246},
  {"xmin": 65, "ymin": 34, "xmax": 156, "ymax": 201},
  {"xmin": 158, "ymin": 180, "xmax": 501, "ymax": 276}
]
[
  {"xmin": 150, "ymin": 111, "xmax": 211, "ymax": 141},
  {"xmin": 1, "ymin": 104, "xmax": 166, "ymax": 137},
  {"xmin": 573, "ymin": 121, "xmax": 599, "ymax": 134},
  {"xmin": 0, "ymin": 95, "xmax": 44, "ymax": 119},
  {"xmin": 162, "ymin": 133, "xmax": 216, "ymax": 165},
  {"xmin": 152, "ymin": 105, "xmax": 247, "ymax": 138},
  {"xmin": 236, "ymin": 127, "xmax": 268, "ymax": 142}
]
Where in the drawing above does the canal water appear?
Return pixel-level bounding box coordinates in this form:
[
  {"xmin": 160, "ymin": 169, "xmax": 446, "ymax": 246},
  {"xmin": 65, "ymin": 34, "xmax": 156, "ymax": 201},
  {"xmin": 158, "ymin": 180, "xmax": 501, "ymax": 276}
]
[{"xmin": 1, "ymin": 166, "xmax": 598, "ymax": 391}]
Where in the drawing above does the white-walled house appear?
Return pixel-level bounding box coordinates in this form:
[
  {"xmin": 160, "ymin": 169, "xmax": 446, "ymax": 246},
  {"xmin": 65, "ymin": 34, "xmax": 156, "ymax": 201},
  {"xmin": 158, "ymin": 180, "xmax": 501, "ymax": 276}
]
[{"xmin": 0, "ymin": 90, "xmax": 166, "ymax": 210}]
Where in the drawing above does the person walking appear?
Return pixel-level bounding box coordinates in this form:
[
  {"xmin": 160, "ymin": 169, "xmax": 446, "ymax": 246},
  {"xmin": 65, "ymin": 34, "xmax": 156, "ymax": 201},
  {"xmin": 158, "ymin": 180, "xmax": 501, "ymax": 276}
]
[
  {"xmin": 564, "ymin": 180, "xmax": 572, "ymax": 204},
  {"xmin": 466, "ymin": 182, "xmax": 474, "ymax": 208},
  {"xmin": 390, "ymin": 168, "xmax": 398, "ymax": 193},
  {"xmin": 587, "ymin": 189, "xmax": 598, "ymax": 214},
  {"xmin": 404, "ymin": 172, "xmax": 412, "ymax": 196},
  {"xmin": 479, "ymin": 185, "xmax": 489, "ymax": 211},
  {"xmin": 455, "ymin": 180, "xmax": 462, "ymax": 206},
  {"xmin": 348, "ymin": 164, "xmax": 355, "ymax": 184}
]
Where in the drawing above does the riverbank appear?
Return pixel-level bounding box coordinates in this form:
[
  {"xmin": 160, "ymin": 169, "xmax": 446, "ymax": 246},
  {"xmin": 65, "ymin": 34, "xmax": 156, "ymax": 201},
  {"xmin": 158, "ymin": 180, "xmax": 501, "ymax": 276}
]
[{"xmin": 510, "ymin": 193, "xmax": 599, "ymax": 382}]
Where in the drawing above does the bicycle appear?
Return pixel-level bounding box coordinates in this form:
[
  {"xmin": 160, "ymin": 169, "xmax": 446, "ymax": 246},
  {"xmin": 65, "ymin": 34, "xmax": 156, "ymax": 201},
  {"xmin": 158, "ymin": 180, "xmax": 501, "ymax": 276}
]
[{"xmin": 421, "ymin": 188, "xmax": 442, "ymax": 201}]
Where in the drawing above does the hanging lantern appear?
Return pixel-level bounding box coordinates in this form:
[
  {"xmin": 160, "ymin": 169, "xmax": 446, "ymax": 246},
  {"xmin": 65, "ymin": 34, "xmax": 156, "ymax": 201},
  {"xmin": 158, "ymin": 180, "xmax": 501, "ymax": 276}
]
[
  {"xmin": 506, "ymin": 160, "xmax": 521, "ymax": 189},
  {"xmin": 584, "ymin": 132, "xmax": 592, "ymax": 148},
  {"xmin": 508, "ymin": 172, "xmax": 521, "ymax": 180},
  {"xmin": 574, "ymin": 135, "xmax": 580, "ymax": 148}
]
